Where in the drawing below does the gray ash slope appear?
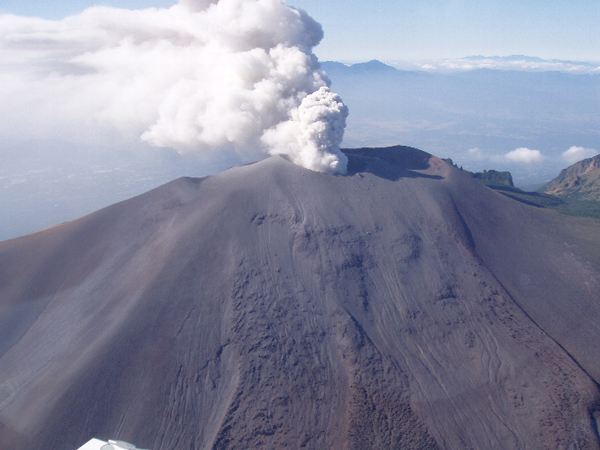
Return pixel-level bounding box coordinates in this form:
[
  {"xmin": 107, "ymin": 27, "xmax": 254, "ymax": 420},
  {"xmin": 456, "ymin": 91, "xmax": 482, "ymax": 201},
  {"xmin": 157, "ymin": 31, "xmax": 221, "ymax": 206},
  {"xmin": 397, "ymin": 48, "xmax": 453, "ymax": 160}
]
[{"xmin": 1, "ymin": 146, "xmax": 600, "ymax": 450}]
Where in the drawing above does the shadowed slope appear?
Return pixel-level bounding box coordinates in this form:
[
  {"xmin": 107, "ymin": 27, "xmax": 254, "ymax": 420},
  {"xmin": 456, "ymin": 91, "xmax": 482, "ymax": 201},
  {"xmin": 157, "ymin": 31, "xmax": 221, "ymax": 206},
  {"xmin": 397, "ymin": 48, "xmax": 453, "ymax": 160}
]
[{"xmin": 1, "ymin": 146, "xmax": 600, "ymax": 450}]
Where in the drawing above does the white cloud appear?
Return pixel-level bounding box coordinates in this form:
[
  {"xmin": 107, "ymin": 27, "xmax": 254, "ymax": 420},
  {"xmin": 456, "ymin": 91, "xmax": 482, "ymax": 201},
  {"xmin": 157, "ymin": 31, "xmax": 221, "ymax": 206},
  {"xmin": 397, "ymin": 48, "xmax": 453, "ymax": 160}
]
[
  {"xmin": 390, "ymin": 56, "xmax": 600, "ymax": 74},
  {"xmin": 561, "ymin": 146, "xmax": 598, "ymax": 165},
  {"xmin": 0, "ymin": 0, "xmax": 349, "ymax": 173},
  {"xmin": 504, "ymin": 147, "xmax": 544, "ymax": 164}
]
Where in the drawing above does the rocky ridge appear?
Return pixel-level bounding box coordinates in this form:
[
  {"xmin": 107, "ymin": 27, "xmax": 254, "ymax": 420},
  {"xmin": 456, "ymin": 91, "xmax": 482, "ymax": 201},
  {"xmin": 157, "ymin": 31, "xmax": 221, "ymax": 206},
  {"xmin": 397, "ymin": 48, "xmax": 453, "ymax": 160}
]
[{"xmin": 544, "ymin": 154, "xmax": 600, "ymax": 200}]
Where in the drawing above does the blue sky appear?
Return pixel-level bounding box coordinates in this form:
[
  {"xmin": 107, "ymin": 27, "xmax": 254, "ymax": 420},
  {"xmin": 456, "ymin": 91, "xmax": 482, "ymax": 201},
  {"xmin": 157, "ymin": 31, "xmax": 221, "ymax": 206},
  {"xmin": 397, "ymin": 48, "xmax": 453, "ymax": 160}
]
[{"xmin": 1, "ymin": 0, "xmax": 598, "ymax": 62}]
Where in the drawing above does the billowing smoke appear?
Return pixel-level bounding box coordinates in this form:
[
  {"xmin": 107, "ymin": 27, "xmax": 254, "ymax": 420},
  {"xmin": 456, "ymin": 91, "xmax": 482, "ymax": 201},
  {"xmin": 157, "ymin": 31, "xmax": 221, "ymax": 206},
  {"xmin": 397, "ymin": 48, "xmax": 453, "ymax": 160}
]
[{"xmin": 0, "ymin": 0, "xmax": 348, "ymax": 173}]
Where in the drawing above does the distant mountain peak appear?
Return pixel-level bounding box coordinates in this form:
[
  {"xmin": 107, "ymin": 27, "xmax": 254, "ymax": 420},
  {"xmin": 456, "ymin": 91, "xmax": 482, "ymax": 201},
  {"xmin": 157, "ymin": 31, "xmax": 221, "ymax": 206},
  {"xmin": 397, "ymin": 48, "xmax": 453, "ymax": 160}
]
[
  {"xmin": 362, "ymin": 59, "xmax": 395, "ymax": 68},
  {"xmin": 349, "ymin": 59, "xmax": 398, "ymax": 72},
  {"xmin": 321, "ymin": 59, "xmax": 398, "ymax": 76}
]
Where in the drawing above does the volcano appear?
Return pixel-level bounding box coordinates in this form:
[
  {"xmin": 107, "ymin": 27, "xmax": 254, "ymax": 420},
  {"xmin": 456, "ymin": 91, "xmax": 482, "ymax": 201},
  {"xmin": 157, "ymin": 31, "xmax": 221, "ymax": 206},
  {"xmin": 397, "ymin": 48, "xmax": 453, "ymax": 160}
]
[{"xmin": 1, "ymin": 146, "xmax": 600, "ymax": 450}]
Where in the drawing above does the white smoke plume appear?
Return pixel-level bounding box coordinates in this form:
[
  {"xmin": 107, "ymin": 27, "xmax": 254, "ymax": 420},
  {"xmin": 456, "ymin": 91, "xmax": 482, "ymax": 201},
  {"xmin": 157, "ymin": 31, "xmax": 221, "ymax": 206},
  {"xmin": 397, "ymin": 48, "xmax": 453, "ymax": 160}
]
[{"xmin": 0, "ymin": 0, "xmax": 348, "ymax": 173}]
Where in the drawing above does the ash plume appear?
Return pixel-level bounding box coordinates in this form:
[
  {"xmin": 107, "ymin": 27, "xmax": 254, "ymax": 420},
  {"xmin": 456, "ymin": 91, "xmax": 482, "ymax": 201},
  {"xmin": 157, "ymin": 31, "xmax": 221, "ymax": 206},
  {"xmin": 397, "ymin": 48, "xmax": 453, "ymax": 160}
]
[{"xmin": 0, "ymin": 0, "xmax": 348, "ymax": 173}]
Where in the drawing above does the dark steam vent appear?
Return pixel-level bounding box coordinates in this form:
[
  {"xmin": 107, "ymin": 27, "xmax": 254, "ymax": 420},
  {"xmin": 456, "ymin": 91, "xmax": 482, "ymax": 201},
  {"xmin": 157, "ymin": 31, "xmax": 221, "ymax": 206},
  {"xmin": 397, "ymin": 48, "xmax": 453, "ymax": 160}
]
[{"xmin": 1, "ymin": 146, "xmax": 600, "ymax": 450}]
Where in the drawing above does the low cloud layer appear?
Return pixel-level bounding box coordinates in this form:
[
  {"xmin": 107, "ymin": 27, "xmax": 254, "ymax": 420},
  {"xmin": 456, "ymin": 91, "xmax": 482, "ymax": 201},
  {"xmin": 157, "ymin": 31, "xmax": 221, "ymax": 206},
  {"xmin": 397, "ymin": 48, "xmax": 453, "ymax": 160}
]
[
  {"xmin": 391, "ymin": 56, "xmax": 600, "ymax": 74},
  {"xmin": 0, "ymin": 0, "xmax": 348, "ymax": 173}
]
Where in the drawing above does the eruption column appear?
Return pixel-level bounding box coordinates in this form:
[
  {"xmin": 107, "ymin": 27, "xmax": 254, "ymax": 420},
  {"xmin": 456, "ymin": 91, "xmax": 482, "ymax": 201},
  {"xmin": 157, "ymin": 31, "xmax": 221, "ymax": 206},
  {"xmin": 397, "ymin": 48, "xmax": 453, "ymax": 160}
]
[{"xmin": 0, "ymin": 0, "xmax": 349, "ymax": 173}]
